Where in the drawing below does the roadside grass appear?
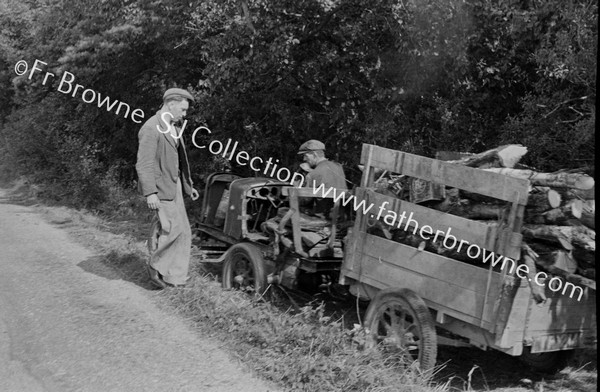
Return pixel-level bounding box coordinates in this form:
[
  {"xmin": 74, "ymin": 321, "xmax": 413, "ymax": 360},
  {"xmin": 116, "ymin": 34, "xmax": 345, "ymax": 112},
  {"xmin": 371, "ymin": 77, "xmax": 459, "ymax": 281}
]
[
  {"xmin": 161, "ymin": 277, "xmax": 450, "ymax": 392},
  {"xmin": 27, "ymin": 194, "xmax": 448, "ymax": 392}
]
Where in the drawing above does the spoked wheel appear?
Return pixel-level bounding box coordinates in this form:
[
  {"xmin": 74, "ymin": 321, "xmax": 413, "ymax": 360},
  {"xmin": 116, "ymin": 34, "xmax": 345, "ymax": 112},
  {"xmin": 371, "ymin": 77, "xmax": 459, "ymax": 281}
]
[
  {"xmin": 364, "ymin": 288, "xmax": 437, "ymax": 372},
  {"xmin": 222, "ymin": 243, "xmax": 268, "ymax": 296}
]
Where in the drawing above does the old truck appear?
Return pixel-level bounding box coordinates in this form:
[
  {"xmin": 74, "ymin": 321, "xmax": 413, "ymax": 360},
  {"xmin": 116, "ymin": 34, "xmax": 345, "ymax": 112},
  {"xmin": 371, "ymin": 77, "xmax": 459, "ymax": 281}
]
[
  {"xmin": 194, "ymin": 172, "xmax": 345, "ymax": 293},
  {"xmin": 193, "ymin": 144, "xmax": 597, "ymax": 372}
]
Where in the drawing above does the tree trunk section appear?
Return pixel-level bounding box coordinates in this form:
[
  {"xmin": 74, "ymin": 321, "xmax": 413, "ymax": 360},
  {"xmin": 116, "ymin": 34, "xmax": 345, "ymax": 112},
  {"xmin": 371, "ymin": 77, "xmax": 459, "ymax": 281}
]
[
  {"xmin": 580, "ymin": 200, "xmax": 595, "ymax": 229},
  {"xmin": 526, "ymin": 187, "xmax": 562, "ymax": 213},
  {"xmin": 526, "ymin": 200, "xmax": 583, "ymax": 225},
  {"xmin": 447, "ymin": 144, "xmax": 528, "ymax": 168},
  {"xmin": 522, "ymin": 224, "xmax": 595, "ymax": 252},
  {"xmin": 484, "ymin": 168, "xmax": 594, "ymax": 190}
]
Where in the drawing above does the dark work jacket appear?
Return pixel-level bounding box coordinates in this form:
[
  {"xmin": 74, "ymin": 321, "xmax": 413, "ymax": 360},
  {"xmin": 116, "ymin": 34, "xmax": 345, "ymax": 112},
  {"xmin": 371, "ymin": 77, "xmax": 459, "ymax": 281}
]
[
  {"xmin": 135, "ymin": 110, "xmax": 193, "ymax": 200},
  {"xmin": 304, "ymin": 159, "xmax": 347, "ymax": 217}
]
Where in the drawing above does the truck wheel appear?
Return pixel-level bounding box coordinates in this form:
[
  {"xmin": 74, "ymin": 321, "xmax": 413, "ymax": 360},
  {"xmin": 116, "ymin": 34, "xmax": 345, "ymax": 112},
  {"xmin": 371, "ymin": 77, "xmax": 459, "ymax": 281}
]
[
  {"xmin": 364, "ymin": 288, "xmax": 437, "ymax": 372},
  {"xmin": 520, "ymin": 347, "xmax": 574, "ymax": 373},
  {"xmin": 222, "ymin": 243, "xmax": 267, "ymax": 296}
]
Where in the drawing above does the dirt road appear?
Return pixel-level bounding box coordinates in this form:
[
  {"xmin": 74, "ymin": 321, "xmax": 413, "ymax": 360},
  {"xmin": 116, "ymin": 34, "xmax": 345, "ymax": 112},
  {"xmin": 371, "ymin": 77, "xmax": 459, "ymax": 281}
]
[{"xmin": 0, "ymin": 192, "xmax": 278, "ymax": 392}]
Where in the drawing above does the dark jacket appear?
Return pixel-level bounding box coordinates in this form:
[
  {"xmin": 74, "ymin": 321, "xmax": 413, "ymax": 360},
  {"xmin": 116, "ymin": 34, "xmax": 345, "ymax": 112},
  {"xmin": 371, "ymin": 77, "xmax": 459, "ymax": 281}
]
[
  {"xmin": 135, "ymin": 110, "xmax": 193, "ymax": 200},
  {"xmin": 304, "ymin": 159, "xmax": 347, "ymax": 216}
]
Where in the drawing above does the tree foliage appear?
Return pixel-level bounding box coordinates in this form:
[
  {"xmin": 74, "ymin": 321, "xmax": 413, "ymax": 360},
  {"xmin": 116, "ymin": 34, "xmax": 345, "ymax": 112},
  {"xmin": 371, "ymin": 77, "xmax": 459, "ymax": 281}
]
[{"xmin": 0, "ymin": 0, "xmax": 595, "ymax": 207}]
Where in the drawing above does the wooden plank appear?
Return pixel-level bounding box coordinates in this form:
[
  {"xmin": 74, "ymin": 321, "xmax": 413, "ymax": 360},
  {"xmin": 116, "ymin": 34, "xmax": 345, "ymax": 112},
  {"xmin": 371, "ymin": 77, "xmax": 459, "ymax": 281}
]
[
  {"xmin": 327, "ymin": 201, "xmax": 339, "ymax": 249},
  {"xmin": 342, "ymin": 188, "xmax": 370, "ymax": 273},
  {"xmin": 361, "ymin": 144, "xmax": 375, "ymax": 187},
  {"xmin": 490, "ymin": 202, "xmax": 526, "ymax": 331},
  {"xmin": 494, "ymin": 283, "xmax": 596, "ymax": 350},
  {"xmin": 523, "ymin": 286, "xmax": 596, "ymax": 333},
  {"xmin": 342, "ymin": 269, "xmax": 488, "ymax": 328},
  {"xmin": 197, "ymin": 225, "xmax": 237, "ymax": 245},
  {"xmin": 357, "ymin": 233, "xmax": 504, "ymax": 327},
  {"xmin": 493, "ymin": 279, "xmax": 530, "ymax": 347},
  {"xmin": 363, "ymin": 189, "xmax": 498, "ymax": 251},
  {"xmin": 360, "ymin": 144, "xmax": 530, "ymax": 204},
  {"xmin": 357, "ymin": 253, "xmax": 495, "ymax": 329}
]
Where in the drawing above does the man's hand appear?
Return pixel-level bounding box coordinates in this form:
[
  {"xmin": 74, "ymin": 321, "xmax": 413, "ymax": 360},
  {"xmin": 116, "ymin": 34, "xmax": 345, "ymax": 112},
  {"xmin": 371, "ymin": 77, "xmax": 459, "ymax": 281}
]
[
  {"xmin": 146, "ymin": 194, "xmax": 160, "ymax": 210},
  {"xmin": 190, "ymin": 188, "xmax": 200, "ymax": 201}
]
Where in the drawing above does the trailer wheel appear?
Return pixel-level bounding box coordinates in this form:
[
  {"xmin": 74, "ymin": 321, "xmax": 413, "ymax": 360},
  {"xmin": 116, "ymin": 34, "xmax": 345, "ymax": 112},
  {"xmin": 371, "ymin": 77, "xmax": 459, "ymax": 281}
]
[
  {"xmin": 222, "ymin": 243, "xmax": 267, "ymax": 296},
  {"xmin": 364, "ymin": 288, "xmax": 437, "ymax": 371},
  {"xmin": 520, "ymin": 347, "xmax": 574, "ymax": 373}
]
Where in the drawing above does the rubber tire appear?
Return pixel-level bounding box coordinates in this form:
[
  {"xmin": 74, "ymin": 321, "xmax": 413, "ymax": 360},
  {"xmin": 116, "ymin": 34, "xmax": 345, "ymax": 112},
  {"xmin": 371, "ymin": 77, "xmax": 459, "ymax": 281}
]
[
  {"xmin": 364, "ymin": 288, "xmax": 437, "ymax": 372},
  {"xmin": 222, "ymin": 243, "xmax": 267, "ymax": 296},
  {"xmin": 520, "ymin": 347, "xmax": 574, "ymax": 373}
]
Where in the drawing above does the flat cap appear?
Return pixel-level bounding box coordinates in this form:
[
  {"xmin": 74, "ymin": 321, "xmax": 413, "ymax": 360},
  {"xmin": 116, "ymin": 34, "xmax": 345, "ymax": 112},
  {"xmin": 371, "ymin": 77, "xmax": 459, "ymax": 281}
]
[
  {"xmin": 297, "ymin": 139, "xmax": 325, "ymax": 154},
  {"xmin": 163, "ymin": 88, "xmax": 195, "ymax": 103}
]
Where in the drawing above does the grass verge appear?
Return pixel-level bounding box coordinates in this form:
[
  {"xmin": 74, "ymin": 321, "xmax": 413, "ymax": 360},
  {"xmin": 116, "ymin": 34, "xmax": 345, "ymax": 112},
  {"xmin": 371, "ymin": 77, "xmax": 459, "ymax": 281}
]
[{"xmin": 29, "ymin": 199, "xmax": 448, "ymax": 392}]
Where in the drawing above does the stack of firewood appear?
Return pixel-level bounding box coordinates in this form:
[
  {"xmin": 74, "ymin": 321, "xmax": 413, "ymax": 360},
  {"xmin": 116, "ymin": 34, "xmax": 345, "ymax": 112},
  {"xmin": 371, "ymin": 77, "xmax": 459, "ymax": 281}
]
[{"xmin": 370, "ymin": 145, "xmax": 595, "ymax": 290}]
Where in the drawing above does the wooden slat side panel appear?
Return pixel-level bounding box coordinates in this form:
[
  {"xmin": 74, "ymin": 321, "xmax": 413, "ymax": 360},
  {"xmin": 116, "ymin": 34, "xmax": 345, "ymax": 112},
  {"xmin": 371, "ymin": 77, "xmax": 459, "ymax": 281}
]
[
  {"xmin": 493, "ymin": 280, "xmax": 530, "ymax": 347},
  {"xmin": 363, "ymin": 189, "xmax": 498, "ymax": 251},
  {"xmin": 358, "ymin": 234, "xmax": 503, "ymax": 325},
  {"xmin": 342, "ymin": 188, "xmax": 370, "ymax": 273},
  {"xmin": 342, "ymin": 270, "xmax": 489, "ymax": 328},
  {"xmin": 360, "ymin": 144, "xmax": 530, "ymax": 204},
  {"xmin": 523, "ymin": 287, "xmax": 596, "ymax": 335},
  {"xmin": 494, "ymin": 283, "xmax": 597, "ymax": 350}
]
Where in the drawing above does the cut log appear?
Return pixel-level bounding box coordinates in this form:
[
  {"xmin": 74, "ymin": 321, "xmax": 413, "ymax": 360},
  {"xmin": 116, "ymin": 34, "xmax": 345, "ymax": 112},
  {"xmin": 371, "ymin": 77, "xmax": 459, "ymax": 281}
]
[
  {"xmin": 447, "ymin": 144, "xmax": 528, "ymax": 168},
  {"xmin": 564, "ymin": 199, "xmax": 584, "ymax": 219},
  {"xmin": 526, "ymin": 187, "xmax": 562, "ymax": 213},
  {"xmin": 580, "ymin": 200, "xmax": 595, "ymax": 229},
  {"xmin": 426, "ymin": 188, "xmax": 508, "ymax": 219},
  {"xmin": 523, "ymin": 243, "xmax": 595, "ymax": 290},
  {"xmin": 522, "ymin": 224, "xmax": 595, "ymax": 252},
  {"xmin": 572, "ymin": 248, "xmax": 595, "ymax": 268},
  {"xmin": 484, "ymin": 168, "xmax": 594, "ymax": 190},
  {"xmin": 431, "ymin": 199, "xmax": 508, "ymax": 220},
  {"xmin": 558, "ymin": 187, "xmax": 595, "ymax": 200},
  {"xmin": 532, "ymin": 249, "xmax": 578, "ymax": 274},
  {"xmin": 389, "ymin": 229, "xmax": 476, "ymax": 265},
  {"xmin": 536, "ymin": 263, "xmax": 595, "ymax": 291},
  {"xmin": 522, "ymin": 226, "xmax": 572, "ymax": 250},
  {"xmin": 525, "ymin": 240, "xmax": 594, "ymax": 269},
  {"xmin": 526, "ymin": 240, "xmax": 561, "ymax": 255},
  {"xmin": 526, "ymin": 200, "xmax": 583, "ymax": 225},
  {"xmin": 578, "ymin": 268, "xmax": 595, "ymax": 280},
  {"xmin": 495, "ymin": 145, "xmax": 529, "ymax": 168}
]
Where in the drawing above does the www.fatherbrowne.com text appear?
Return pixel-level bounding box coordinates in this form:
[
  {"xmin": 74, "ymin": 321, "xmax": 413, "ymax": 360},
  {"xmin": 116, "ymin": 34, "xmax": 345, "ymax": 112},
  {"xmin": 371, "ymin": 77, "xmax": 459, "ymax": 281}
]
[{"xmin": 309, "ymin": 181, "xmax": 585, "ymax": 302}]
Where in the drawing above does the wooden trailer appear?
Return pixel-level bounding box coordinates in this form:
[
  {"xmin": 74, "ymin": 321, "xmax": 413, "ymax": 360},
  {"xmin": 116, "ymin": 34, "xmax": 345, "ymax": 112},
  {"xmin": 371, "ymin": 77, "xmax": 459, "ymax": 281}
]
[{"xmin": 339, "ymin": 144, "xmax": 596, "ymax": 371}]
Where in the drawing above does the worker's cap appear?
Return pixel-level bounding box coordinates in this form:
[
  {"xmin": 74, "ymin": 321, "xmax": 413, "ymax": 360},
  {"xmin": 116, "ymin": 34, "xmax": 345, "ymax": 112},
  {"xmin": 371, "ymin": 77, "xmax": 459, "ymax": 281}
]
[
  {"xmin": 163, "ymin": 88, "xmax": 195, "ymax": 103},
  {"xmin": 297, "ymin": 139, "xmax": 325, "ymax": 154}
]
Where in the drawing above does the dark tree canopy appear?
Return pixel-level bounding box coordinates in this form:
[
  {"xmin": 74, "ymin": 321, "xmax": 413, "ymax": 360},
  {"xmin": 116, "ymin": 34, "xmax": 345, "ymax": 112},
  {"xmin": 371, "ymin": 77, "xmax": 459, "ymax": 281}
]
[{"xmin": 0, "ymin": 0, "xmax": 595, "ymax": 207}]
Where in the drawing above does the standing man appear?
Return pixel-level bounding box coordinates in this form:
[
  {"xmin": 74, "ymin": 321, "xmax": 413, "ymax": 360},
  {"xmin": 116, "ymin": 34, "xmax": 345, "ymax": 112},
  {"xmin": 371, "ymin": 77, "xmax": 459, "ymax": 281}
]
[
  {"xmin": 136, "ymin": 88, "xmax": 199, "ymax": 289},
  {"xmin": 297, "ymin": 139, "xmax": 347, "ymax": 217}
]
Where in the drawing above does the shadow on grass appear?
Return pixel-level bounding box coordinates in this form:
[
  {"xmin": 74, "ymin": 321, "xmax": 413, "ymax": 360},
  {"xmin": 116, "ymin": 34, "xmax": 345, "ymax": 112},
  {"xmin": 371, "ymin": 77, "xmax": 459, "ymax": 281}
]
[
  {"xmin": 77, "ymin": 250, "xmax": 161, "ymax": 291},
  {"xmin": 435, "ymin": 345, "xmax": 597, "ymax": 391}
]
